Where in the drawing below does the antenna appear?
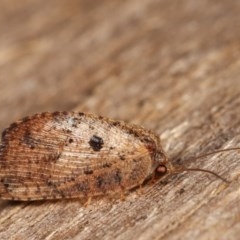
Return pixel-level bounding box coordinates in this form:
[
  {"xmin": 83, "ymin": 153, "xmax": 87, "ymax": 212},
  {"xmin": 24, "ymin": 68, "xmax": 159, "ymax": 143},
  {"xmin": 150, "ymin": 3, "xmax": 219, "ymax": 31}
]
[
  {"xmin": 170, "ymin": 166, "xmax": 230, "ymax": 183},
  {"xmin": 158, "ymin": 147, "xmax": 240, "ymax": 183}
]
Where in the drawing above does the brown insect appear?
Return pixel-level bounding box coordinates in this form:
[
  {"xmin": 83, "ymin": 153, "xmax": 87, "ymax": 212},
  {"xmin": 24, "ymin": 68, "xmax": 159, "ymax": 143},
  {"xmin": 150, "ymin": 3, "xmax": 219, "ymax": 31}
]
[{"xmin": 0, "ymin": 111, "xmax": 239, "ymax": 201}]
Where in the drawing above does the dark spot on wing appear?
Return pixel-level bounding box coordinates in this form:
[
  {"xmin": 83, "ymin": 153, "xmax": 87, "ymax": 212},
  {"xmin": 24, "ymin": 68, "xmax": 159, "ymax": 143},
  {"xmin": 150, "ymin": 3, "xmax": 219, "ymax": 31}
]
[
  {"xmin": 77, "ymin": 181, "xmax": 90, "ymax": 193},
  {"xmin": 89, "ymin": 135, "xmax": 104, "ymax": 151},
  {"xmin": 114, "ymin": 169, "xmax": 122, "ymax": 183},
  {"xmin": 102, "ymin": 163, "xmax": 112, "ymax": 168},
  {"xmin": 89, "ymin": 125, "xmax": 94, "ymax": 130},
  {"xmin": 96, "ymin": 176, "xmax": 104, "ymax": 189},
  {"xmin": 119, "ymin": 155, "xmax": 125, "ymax": 160},
  {"xmin": 22, "ymin": 130, "xmax": 41, "ymax": 149},
  {"xmin": 111, "ymin": 121, "xmax": 121, "ymax": 127},
  {"xmin": 84, "ymin": 168, "xmax": 94, "ymax": 175}
]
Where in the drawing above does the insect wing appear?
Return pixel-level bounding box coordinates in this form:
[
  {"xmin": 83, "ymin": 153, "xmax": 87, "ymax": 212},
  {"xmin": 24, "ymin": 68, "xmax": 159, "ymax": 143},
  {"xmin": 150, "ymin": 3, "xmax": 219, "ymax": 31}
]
[{"xmin": 0, "ymin": 112, "xmax": 151, "ymax": 200}]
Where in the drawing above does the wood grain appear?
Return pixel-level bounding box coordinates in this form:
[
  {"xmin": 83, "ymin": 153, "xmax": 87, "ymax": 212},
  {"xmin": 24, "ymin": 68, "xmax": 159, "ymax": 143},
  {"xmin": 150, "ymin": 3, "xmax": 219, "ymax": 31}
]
[{"xmin": 0, "ymin": 0, "xmax": 240, "ymax": 239}]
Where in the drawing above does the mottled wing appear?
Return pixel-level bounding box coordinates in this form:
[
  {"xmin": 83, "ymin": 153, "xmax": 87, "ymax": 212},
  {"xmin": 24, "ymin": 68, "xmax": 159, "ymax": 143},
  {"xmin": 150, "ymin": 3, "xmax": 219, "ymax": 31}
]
[{"xmin": 0, "ymin": 112, "xmax": 154, "ymax": 200}]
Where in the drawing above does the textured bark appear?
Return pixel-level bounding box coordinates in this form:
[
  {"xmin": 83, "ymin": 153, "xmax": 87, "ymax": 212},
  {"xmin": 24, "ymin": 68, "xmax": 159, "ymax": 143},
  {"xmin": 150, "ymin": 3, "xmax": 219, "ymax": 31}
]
[{"xmin": 0, "ymin": 0, "xmax": 240, "ymax": 239}]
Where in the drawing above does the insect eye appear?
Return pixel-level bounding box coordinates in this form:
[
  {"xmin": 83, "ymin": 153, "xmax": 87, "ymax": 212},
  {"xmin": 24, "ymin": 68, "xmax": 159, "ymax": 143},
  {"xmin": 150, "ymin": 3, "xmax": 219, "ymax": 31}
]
[{"xmin": 156, "ymin": 165, "xmax": 167, "ymax": 174}]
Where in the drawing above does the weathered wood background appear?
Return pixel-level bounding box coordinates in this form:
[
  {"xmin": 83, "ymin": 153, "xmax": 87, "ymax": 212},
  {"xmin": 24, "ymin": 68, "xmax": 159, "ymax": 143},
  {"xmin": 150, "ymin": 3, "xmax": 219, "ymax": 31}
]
[{"xmin": 0, "ymin": 0, "xmax": 240, "ymax": 239}]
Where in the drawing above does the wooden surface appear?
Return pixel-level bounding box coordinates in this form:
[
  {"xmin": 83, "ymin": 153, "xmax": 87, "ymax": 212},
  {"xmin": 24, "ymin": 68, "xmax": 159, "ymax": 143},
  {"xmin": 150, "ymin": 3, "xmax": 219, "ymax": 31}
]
[{"xmin": 0, "ymin": 0, "xmax": 240, "ymax": 239}]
